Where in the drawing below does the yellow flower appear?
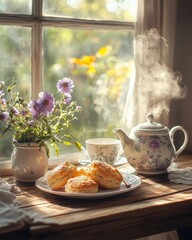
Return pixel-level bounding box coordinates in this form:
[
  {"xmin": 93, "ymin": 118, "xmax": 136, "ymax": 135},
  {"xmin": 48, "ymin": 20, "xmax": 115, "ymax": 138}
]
[
  {"xmin": 71, "ymin": 55, "xmax": 96, "ymax": 67},
  {"xmin": 96, "ymin": 45, "xmax": 112, "ymax": 58}
]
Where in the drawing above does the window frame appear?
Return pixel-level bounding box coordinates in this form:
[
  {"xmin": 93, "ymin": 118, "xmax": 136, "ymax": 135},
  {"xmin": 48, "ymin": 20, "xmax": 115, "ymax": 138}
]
[{"xmin": 0, "ymin": 0, "xmax": 135, "ymax": 174}]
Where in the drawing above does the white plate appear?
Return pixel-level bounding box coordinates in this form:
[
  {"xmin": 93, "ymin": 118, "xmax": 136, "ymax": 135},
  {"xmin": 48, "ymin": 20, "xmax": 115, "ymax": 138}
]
[
  {"xmin": 35, "ymin": 173, "xmax": 141, "ymax": 199},
  {"xmin": 78, "ymin": 156, "xmax": 127, "ymax": 167}
]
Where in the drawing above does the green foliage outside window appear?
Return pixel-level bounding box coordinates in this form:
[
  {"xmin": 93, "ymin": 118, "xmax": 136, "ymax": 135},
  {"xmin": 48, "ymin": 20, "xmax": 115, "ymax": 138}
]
[
  {"xmin": 0, "ymin": 0, "xmax": 136, "ymax": 159},
  {"xmin": 43, "ymin": 28, "xmax": 134, "ymax": 155}
]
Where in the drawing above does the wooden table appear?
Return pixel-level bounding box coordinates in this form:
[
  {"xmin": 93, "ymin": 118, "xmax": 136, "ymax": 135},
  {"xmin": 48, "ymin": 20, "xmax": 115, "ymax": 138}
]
[{"xmin": 1, "ymin": 154, "xmax": 192, "ymax": 240}]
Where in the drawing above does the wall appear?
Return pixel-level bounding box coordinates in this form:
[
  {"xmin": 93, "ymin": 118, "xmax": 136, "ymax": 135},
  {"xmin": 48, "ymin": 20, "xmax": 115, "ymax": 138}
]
[{"xmin": 170, "ymin": 0, "xmax": 192, "ymax": 153}]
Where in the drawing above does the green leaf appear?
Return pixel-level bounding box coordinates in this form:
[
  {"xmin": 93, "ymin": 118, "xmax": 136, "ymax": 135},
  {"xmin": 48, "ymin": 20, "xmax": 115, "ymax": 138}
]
[
  {"xmin": 40, "ymin": 142, "xmax": 50, "ymax": 158},
  {"xmin": 62, "ymin": 141, "xmax": 72, "ymax": 146},
  {"xmin": 75, "ymin": 141, "xmax": 82, "ymax": 151},
  {"xmin": 64, "ymin": 134, "xmax": 73, "ymax": 139},
  {"xmin": 53, "ymin": 142, "xmax": 59, "ymax": 156}
]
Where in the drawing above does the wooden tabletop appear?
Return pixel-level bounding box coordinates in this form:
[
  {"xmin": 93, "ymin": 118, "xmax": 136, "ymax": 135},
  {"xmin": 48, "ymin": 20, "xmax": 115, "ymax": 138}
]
[{"xmin": 2, "ymin": 154, "xmax": 192, "ymax": 240}]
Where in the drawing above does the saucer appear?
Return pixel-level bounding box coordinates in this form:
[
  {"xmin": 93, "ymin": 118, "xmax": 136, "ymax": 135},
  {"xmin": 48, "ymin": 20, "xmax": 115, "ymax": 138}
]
[
  {"xmin": 137, "ymin": 169, "xmax": 167, "ymax": 175},
  {"xmin": 78, "ymin": 156, "xmax": 127, "ymax": 167}
]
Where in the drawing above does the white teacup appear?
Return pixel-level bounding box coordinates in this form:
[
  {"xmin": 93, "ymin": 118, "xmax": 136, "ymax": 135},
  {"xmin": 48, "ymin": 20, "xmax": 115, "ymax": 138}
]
[{"xmin": 85, "ymin": 138, "xmax": 121, "ymax": 165}]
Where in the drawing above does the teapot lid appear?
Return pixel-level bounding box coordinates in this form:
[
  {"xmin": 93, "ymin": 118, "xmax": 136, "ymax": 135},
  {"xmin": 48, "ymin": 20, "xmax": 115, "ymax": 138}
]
[{"xmin": 133, "ymin": 113, "xmax": 168, "ymax": 134}]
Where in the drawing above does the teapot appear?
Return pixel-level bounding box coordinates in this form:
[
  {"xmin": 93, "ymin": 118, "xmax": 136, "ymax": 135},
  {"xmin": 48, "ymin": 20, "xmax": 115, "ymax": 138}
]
[{"xmin": 113, "ymin": 113, "xmax": 188, "ymax": 175}]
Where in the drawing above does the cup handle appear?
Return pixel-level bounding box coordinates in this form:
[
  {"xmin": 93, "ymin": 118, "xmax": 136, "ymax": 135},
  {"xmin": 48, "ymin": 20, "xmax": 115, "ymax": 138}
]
[{"xmin": 169, "ymin": 126, "xmax": 188, "ymax": 157}]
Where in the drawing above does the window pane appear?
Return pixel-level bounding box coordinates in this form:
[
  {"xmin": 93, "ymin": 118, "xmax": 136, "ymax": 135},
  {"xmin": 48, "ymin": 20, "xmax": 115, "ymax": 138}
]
[
  {"xmin": 43, "ymin": 0, "xmax": 137, "ymax": 21},
  {"xmin": 0, "ymin": 0, "xmax": 32, "ymax": 14},
  {"xmin": 0, "ymin": 26, "xmax": 31, "ymax": 160},
  {"xmin": 43, "ymin": 27, "xmax": 134, "ymax": 155}
]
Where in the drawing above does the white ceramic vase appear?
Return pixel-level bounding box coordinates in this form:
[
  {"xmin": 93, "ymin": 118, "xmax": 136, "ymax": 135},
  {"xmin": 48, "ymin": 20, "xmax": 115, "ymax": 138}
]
[{"xmin": 11, "ymin": 143, "xmax": 48, "ymax": 182}]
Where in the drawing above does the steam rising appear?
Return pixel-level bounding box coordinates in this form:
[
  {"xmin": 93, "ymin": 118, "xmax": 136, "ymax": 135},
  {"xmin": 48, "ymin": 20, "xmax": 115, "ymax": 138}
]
[{"xmin": 135, "ymin": 28, "xmax": 187, "ymax": 120}]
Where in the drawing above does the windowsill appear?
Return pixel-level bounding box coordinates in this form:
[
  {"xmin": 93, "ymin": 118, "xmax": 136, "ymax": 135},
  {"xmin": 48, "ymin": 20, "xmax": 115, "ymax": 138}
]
[{"xmin": 0, "ymin": 151, "xmax": 85, "ymax": 177}]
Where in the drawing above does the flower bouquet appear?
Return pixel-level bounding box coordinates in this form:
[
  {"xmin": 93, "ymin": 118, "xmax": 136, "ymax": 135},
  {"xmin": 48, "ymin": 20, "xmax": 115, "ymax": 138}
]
[{"xmin": 0, "ymin": 77, "xmax": 82, "ymax": 158}]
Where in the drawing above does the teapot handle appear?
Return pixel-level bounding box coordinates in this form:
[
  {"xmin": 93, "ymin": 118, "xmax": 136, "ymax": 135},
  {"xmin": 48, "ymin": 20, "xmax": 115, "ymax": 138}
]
[{"xmin": 169, "ymin": 126, "xmax": 188, "ymax": 157}]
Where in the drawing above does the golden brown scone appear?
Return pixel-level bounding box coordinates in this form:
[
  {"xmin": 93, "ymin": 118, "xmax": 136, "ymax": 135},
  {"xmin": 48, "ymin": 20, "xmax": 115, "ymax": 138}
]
[
  {"xmin": 73, "ymin": 167, "xmax": 88, "ymax": 177},
  {"xmin": 47, "ymin": 162, "xmax": 77, "ymax": 190},
  {"xmin": 86, "ymin": 160, "xmax": 123, "ymax": 189},
  {"xmin": 65, "ymin": 175, "xmax": 99, "ymax": 193}
]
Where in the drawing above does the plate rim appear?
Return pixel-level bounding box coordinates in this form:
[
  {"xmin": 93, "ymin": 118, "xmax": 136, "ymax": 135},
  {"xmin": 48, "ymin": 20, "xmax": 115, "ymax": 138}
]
[{"xmin": 35, "ymin": 173, "xmax": 141, "ymax": 199}]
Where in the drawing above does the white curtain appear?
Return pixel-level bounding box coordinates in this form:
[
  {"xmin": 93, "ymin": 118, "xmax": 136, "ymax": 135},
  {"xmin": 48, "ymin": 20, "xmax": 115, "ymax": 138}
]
[
  {"xmin": 123, "ymin": 1, "xmax": 180, "ymax": 240},
  {"xmin": 121, "ymin": 0, "xmax": 178, "ymax": 132}
]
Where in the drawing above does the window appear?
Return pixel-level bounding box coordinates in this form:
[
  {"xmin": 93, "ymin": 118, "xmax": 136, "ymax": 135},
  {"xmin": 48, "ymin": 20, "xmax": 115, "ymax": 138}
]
[{"xmin": 0, "ymin": 0, "xmax": 137, "ymax": 164}]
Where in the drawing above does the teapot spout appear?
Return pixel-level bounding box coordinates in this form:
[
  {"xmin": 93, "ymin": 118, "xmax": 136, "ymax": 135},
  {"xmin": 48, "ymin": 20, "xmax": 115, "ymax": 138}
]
[{"xmin": 113, "ymin": 128, "xmax": 134, "ymax": 147}]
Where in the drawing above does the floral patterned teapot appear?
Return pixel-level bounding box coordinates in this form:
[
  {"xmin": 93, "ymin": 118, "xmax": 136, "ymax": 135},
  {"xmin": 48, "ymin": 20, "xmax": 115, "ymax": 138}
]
[{"xmin": 113, "ymin": 113, "xmax": 188, "ymax": 175}]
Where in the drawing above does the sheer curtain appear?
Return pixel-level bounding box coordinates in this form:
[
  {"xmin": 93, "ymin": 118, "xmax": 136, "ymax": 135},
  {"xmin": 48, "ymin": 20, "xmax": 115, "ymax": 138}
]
[
  {"xmin": 121, "ymin": 0, "xmax": 178, "ymax": 131},
  {"xmin": 123, "ymin": 1, "xmax": 179, "ymax": 240}
]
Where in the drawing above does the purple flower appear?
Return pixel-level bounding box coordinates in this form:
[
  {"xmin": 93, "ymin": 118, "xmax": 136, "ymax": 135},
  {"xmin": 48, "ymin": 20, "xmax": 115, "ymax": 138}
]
[
  {"xmin": 64, "ymin": 93, "xmax": 72, "ymax": 104},
  {"xmin": 149, "ymin": 139, "xmax": 160, "ymax": 149},
  {"xmin": 28, "ymin": 99, "xmax": 40, "ymax": 119},
  {"xmin": 20, "ymin": 109, "xmax": 27, "ymax": 116},
  {"xmin": 11, "ymin": 107, "xmax": 19, "ymax": 116},
  {"xmin": 0, "ymin": 112, "xmax": 9, "ymax": 122},
  {"xmin": 76, "ymin": 106, "xmax": 82, "ymax": 112},
  {"xmin": 0, "ymin": 98, "xmax": 6, "ymax": 105},
  {"xmin": 57, "ymin": 78, "xmax": 74, "ymax": 94},
  {"xmin": 37, "ymin": 92, "xmax": 55, "ymax": 116}
]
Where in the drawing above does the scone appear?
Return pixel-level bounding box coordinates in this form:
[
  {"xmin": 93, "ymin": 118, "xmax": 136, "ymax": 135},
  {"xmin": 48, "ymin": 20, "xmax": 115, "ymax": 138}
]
[
  {"xmin": 73, "ymin": 167, "xmax": 88, "ymax": 177},
  {"xmin": 86, "ymin": 160, "xmax": 123, "ymax": 189},
  {"xmin": 47, "ymin": 162, "xmax": 77, "ymax": 190},
  {"xmin": 65, "ymin": 175, "xmax": 99, "ymax": 193}
]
